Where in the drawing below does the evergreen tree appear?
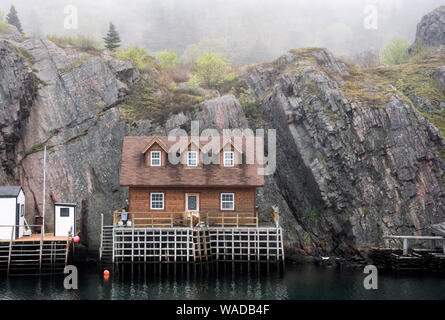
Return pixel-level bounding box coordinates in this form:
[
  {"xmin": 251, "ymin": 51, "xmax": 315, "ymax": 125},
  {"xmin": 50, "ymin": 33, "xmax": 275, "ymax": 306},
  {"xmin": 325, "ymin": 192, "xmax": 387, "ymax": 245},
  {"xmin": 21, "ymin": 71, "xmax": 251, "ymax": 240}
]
[
  {"xmin": 6, "ymin": 5, "xmax": 22, "ymax": 33},
  {"xmin": 103, "ymin": 22, "xmax": 121, "ymax": 51}
]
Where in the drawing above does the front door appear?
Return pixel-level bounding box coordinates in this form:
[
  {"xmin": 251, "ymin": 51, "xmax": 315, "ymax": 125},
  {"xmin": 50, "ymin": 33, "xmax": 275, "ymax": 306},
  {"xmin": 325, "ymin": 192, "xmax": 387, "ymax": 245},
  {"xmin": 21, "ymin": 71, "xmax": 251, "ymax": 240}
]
[
  {"xmin": 186, "ymin": 194, "xmax": 199, "ymax": 212},
  {"xmin": 55, "ymin": 205, "xmax": 75, "ymax": 237}
]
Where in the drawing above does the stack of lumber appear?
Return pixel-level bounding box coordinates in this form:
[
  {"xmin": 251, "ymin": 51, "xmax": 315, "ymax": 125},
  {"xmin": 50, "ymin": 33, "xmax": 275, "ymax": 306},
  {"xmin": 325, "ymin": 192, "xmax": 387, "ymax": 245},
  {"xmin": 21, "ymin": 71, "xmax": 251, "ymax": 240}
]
[
  {"xmin": 370, "ymin": 248, "xmax": 397, "ymax": 269},
  {"xmin": 428, "ymin": 253, "xmax": 445, "ymax": 273},
  {"xmin": 389, "ymin": 252, "xmax": 426, "ymax": 271}
]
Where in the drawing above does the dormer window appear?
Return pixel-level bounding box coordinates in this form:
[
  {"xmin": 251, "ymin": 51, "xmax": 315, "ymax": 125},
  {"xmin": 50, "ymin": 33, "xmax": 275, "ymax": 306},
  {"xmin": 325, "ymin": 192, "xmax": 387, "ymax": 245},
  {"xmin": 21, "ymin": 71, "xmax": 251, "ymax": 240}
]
[
  {"xmin": 150, "ymin": 151, "xmax": 161, "ymax": 166},
  {"xmin": 187, "ymin": 151, "xmax": 198, "ymax": 166},
  {"xmin": 224, "ymin": 152, "xmax": 234, "ymax": 167}
]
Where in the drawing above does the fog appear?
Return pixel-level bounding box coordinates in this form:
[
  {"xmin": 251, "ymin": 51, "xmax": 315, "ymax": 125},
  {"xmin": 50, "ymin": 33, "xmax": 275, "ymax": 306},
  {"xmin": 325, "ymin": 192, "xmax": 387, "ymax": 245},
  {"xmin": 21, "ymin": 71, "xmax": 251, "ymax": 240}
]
[{"xmin": 1, "ymin": 0, "xmax": 444, "ymax": 64}]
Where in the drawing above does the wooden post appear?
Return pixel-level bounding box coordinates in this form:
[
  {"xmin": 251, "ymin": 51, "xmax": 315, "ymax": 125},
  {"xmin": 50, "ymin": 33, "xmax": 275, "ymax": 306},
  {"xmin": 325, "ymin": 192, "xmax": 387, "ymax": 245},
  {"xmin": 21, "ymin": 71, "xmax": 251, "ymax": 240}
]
[
  {"xmin": 131, "ymin": 223, "xmax": 135, "ymax": 263},
  {"xmin": 186, "ymin": 229, "xmax": 190, "ymax": 262},
  {"xmin": 100, "ymin": 213, "xmax": 104, "ymax": 261},
  {"xmin": 216, "ymin": 229, "xmax": 219, "ymax": 261},
  {"xmin": 39, "ymin": 229, "xmax": 44, "ymax": 272},
  {"xmin": 280, "ymin": 228, "xmax": 285, "ymax": 262},
  {"xmin": 144, "ymin": 229, "xmax": 147, "ymax": 263},
  {"xmin": 232, "ymin": 229, "xmax": 235, "ymax": 261},
  {"xmin": 174, "ymin": 229, "xmax": 177, "ymax": 262},
  {"xmin": 256, "ymin": 229, "xmax": 260, "ymax": 262},
  {"xmin": 247, "ymin": 229, "xmax": 250, "ymax": 262},
  {"xmin": 159, "ymin": 230, "xmax": 162, "ymax": 262},
  {"xmin": 7, "ymin": 226, "xmax": 14, "ymax": 274},
  {"xmin": 276, "ymin": 228, "xmax": 279, "ymax": 261},
  {"xmin": 403, "ymin": 238, "xmax": 409, "ymax": 256},
  {"xmin": 65, "ymin": 236, "xmax": 70, "ymax": 266},
  {"xmin": 112, "ymin": 228, "xmax": 115, "ymax": 263}
]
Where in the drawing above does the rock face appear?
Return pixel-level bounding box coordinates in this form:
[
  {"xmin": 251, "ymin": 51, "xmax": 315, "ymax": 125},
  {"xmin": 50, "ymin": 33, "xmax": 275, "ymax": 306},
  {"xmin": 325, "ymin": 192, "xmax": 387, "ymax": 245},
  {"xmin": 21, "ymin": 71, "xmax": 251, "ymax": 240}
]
[
  {"xmin": 1, "ymin": 32, "xmax": 445, "ymax": 260},
  {"xmin": 0, "ymin": 36, "xmax": 150, "ymax": 253},
  {"xmin": 409, "ymin": 6, "xmax": 445, "ymax": 53},
  {"xmin": 243, "ymin": 48, "xmax": 445, "ymax": 258},
  {"xmin": 434, "ymin": 66, "xmax": 445, "ymax": 90},
  {"xmin": 0, "ymin": 40, "xmax": 37, "ymax": 184},
  {"xmin": 196, "ymin": 95, "xmax": 249, "ymax": 131}
]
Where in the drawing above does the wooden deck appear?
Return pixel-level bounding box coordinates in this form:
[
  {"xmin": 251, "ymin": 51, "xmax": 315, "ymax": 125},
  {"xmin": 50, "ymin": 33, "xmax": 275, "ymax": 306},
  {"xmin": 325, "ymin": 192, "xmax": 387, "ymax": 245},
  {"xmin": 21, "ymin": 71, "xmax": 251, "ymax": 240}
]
[{"xmin": 0, "ymin": 233, "xmax": 70, "ymax": 243}]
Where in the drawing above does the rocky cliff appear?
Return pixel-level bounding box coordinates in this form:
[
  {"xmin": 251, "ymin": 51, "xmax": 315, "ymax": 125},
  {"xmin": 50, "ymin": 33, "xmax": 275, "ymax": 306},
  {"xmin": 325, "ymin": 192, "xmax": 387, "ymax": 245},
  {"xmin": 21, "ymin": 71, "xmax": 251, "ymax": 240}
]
[
  {"xmin": 1, "ymin": 13, "xmax": 445, "ymax": 261},
  {"xmin": 409, "ymin": 6, "xmax": 445, "ymax": 54},
  {"xmin": 0, "ymin": 31, "xmax": 148, "ymax": 251},
  {"xmin": 239, "ymin": 48, "xmax": 445, "ymax": 259}
]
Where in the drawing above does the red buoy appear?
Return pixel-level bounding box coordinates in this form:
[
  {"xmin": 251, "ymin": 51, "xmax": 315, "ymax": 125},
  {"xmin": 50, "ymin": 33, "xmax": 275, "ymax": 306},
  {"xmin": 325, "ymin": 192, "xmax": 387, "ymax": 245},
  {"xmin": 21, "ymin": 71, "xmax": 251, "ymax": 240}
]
[
  {"xmin": 73, "ymin": 235, "xmax": 80, "ymax": 243},
  {"xmin": 104, "ymin": 270, "xmax": 110, "ymax": 280}
]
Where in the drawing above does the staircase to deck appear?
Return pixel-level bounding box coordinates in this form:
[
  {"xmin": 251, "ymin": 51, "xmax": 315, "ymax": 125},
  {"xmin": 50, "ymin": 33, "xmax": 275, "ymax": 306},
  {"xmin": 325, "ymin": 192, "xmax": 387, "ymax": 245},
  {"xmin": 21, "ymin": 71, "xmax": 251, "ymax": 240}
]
[
  {"xmin": 0, "ymin": 239, "xmax": 70, "ymax": 275},
  {"xmin": 100, "ymin": 225, "xmax": 114, "ymax": 268}
]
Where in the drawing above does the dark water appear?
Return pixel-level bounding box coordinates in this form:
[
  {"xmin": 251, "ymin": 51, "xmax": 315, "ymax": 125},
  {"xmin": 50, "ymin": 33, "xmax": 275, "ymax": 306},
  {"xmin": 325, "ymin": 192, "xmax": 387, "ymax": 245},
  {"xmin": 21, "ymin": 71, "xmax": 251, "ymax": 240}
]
[{"xmin": 0, "ymin": 263, "xmax": 444, "ymax": 300}]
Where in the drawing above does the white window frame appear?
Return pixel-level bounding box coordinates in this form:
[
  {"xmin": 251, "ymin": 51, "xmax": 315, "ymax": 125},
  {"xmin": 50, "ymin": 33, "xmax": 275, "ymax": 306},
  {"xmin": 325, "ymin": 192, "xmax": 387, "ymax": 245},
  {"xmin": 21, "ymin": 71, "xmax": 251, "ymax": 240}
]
[
  {"xmin": 150, "ymin": 192, "xmax": 164, "ymax": 210},
  {"xmin": 187, "ymin": 151, "xmax": 198, "ymax": 167},
  {"xmin": 150, "ymin": 151, "xmax": 161, "ymax": 166},
  {"xmin": 224, "ymin": 151, "xmax": 235, "ymax": 167},
  {"xmin": 220, "ymin": 193, "xmax": 235, "ymax": 211}
]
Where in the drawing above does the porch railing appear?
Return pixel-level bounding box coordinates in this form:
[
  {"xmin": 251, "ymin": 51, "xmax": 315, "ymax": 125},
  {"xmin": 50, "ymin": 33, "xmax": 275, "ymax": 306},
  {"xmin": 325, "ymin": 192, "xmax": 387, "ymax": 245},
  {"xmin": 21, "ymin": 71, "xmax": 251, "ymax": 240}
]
[{"xmin": 113, "ymin": 210, "xmax": 259, "ymax": 228}]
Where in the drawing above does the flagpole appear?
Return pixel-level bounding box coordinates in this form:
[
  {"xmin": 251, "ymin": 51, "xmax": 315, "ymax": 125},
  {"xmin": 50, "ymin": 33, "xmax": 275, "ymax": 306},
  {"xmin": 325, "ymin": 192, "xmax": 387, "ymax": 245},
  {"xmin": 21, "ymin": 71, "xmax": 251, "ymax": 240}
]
[{"xmin": 42, "ymin": 145, "xmax": 46, "ymax": 236}]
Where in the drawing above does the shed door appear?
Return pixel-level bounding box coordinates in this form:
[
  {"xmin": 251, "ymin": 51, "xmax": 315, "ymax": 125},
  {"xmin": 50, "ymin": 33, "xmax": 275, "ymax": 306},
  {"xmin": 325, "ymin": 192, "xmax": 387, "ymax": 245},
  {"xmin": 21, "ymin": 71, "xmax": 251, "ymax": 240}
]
[{"xmin": 55, "ymin": 206, "xmax": 75, "ymax": 237}]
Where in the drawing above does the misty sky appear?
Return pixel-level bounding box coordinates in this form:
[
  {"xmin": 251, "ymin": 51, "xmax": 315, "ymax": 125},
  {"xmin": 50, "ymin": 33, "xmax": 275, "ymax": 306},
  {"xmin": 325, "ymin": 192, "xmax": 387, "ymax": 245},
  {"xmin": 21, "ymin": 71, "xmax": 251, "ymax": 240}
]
[{"xmin": 1, "ymin": 0, "xmax": 444, "ymax": 63}]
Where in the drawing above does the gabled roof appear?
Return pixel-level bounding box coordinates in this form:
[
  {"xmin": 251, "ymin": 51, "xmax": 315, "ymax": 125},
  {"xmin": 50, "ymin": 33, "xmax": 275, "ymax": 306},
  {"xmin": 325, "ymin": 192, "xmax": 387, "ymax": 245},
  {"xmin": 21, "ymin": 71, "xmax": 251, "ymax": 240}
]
[
  {"xmin": 0, "ymin": 186, "xmax": 22, "ymax": 197},
  {"xmin": 120, "ymin": 136, "xmax": 264, "ymax": 187},
  {"xmin": 141, "ymin": 137, "xmax": 169, "ymax": 154}
]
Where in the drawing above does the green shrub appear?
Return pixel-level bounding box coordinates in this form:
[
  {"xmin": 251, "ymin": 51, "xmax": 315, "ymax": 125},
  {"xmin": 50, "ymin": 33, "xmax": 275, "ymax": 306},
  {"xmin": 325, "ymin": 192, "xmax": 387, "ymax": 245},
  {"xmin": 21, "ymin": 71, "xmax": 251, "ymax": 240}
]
[
  {"xmin": 193, "ymin": 51, "xmax": 231, "ymax": 88},
  {"xmin": 0, "ymin": 11, "xmax": 11, "ymax": 34},
  {"xmin": 47, "ymin": 35, "xmax": 101, "ymax": 52},
  {"xmin": 154, "ymin": 50, "xmax": 180, "ymax": 71},
  {"xmin": 237, "ymin": 87, "xmax": 266, "ymax": 129},
  {"xmin": 380, "ymin": 38, "xmax": 410, "ymax": 66},
  {"xmin": 409, "ymin": 40, "xmax": 432, "ymax": 63},
  {"xmin": 115, "ymin": 46, "xmax": 159, "ymax": 73}
]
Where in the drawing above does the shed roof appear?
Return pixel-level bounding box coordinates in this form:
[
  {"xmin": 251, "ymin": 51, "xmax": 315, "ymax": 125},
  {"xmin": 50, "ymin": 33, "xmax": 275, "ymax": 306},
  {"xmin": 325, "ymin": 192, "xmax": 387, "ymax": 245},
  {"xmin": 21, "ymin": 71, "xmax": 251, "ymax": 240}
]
[
  {"xmin": 120, "ymin": 136, "xmax": 265, "ymax": 187},
  {"xmin": 0, "ymin": 186, "xmax": 22, "ymax": 197}
]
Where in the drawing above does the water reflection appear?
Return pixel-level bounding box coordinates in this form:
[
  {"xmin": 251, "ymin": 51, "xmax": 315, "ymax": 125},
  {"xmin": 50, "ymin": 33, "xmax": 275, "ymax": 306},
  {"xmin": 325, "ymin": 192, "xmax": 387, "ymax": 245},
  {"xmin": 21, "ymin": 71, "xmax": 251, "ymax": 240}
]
[{"xmin": 0, "ymin": 263, "xmax": 444, "ymax": 300}]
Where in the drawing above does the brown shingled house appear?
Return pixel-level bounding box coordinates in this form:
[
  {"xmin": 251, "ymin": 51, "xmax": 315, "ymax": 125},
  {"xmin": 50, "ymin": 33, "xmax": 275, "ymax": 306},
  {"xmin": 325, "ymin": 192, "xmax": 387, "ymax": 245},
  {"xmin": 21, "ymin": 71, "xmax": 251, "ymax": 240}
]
[{"xmin": 119, "ymin": 135, "xmax": 264, "ymax": 227}]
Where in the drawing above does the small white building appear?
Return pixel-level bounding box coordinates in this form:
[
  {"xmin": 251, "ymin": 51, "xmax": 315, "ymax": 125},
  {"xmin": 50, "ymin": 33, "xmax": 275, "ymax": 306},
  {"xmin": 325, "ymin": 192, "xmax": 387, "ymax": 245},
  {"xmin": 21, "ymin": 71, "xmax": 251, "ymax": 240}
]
[
  {"xmin": 54, "ymin": 203, "xmax": 76, "ymax": 237},
  {"xmin": 0, "ymin": 186, "xmax": 25, "ymax": 240}
]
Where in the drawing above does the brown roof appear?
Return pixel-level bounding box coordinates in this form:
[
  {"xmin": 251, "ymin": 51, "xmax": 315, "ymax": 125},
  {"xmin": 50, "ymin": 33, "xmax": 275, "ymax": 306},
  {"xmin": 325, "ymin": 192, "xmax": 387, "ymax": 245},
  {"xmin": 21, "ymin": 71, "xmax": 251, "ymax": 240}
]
[{"xmin": 120, "ymin": 136, "xmax": 264, "ymax": 187}]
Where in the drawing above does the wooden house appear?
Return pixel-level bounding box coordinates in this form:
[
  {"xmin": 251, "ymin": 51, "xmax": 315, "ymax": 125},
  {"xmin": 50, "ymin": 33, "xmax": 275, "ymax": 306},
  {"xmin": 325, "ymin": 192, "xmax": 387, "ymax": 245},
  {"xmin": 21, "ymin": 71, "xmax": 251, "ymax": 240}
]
[{"xmin": 119, "ymin": 136, "xmax": 264, "ymax": 227}]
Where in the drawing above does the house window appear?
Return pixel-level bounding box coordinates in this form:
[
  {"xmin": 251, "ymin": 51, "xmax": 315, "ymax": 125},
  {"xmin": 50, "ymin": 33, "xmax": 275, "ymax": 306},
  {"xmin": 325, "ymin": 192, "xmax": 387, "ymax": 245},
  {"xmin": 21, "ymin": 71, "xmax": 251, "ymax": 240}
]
[
  {"xmin": 224, "ymin": 151, "xmax": 235, "ymax": 167},
  {"xmin": 187, "ymin": 151, "xmax": 198, "ymax": 166},
  {"xmin": 150, "ymin": 151, "xmax": 161, "ymax": 166},
  {"xmin": 20, "ymin": 204, "xmax": 25, "ymax": 217},
  {"xmin": 220, "ymin": 193, "xmax": 235, "ymax": 211},
  {"xmin": 150, "ymin": 193, "xmax": 164, "ymax": 210}
]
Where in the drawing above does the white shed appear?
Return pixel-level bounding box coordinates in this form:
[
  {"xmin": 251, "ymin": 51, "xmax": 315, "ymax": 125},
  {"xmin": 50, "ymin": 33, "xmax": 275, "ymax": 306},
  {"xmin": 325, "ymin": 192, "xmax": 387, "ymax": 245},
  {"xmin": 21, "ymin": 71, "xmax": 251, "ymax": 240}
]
[
  {"xmin": 54, "ymin": 203, "xmax": 76, "ymax": 237},
  {"xmin": 0, "ymin": 186, "xmax": 25, "ymax": 240}
]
